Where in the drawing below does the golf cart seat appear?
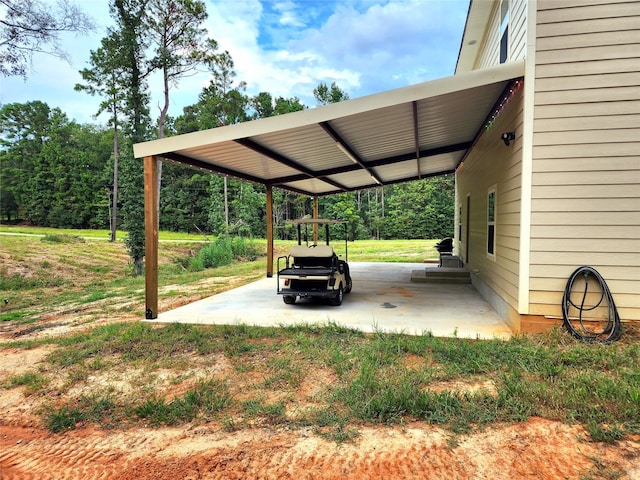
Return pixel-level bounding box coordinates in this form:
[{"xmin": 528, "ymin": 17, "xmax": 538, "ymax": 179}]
[
  {"xmin": 289, "ymin": 245, "xmax": 336, "ymax": 269},
  {"xmin": 289, "ymin": 244, "xmax": 334, "ymax": 258}
]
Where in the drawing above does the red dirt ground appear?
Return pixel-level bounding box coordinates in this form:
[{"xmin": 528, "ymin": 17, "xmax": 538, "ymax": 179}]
[
  {"xmin": 1, "ymin": 418, "xmax": 639, "ymax": 479},
  {"xmin": 1, "ymin": 316, "xmax": 639, "ymax": 479}
]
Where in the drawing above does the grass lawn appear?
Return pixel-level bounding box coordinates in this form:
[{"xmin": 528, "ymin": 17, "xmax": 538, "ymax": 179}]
[{"xmin": 0, "ymin": 226, "xmax": 638, "ymax": 447}]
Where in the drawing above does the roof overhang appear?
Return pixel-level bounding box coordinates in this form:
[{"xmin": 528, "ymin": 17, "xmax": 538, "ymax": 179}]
[
  {"xmin": 456, "ymin": 0, "xmax": 496, "ymax": 73},
  {"xmin": 134, "ymin": 60, "xmax": 525, "ymax": 197}
]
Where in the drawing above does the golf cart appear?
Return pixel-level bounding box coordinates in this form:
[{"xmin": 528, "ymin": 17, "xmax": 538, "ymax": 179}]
[{"xmin": 276, "ymin": 218, "xmax": 352, "ymax": 306}]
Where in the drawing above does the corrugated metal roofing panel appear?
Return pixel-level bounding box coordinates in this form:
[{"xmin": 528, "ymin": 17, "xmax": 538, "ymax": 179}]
[
  {"xmin": 283, "ymin": 177, "xmax": 340, "ymax": 196},
  {"xmin": 419, "ymin": 152, "xmax": 465, "ymax": 176},
  {"xmin": 374, "ymin": 160, "xmax": 425, "ymax": 183},
  {"xmin": 330, "ymin": 103, "xmax": 415, "ymax": 161},
  {"xmin": 326, "ymin": 169, "xmax": 379, "ymax": 190},
  {"xmin": 184, "ymin": 142, "xmax": 301, "ymax": 178},
  {"xmin": 134, "ymin": 61, "xmax": 524, "ymax": 196},
  {"xmin": 253, "ymin": 124, "xmax": 348, "ymax": 171}
]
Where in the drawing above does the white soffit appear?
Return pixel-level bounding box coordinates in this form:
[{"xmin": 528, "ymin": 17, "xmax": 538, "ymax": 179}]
[
  {"xmin": 134, "ymin": 60, "xmax": 524, "ymax": 197},
  {"xmin": 456, "ymin": 0, "xmax": 495, "ymax": 73}
]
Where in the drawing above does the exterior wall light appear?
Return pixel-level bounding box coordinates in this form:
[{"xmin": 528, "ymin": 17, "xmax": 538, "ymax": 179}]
[{"xmin": 501, "ymin": 131, "xmax": 516, "ymax": 146}]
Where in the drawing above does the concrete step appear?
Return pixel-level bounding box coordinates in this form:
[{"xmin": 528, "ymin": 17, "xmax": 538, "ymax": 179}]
[
  {"xmin": 411, "ymin": 268, "xmax": 471, "ymax": 284},
  {"xmin": 425, "ymin": 267, "xmax": 470, "ymax": 278}
]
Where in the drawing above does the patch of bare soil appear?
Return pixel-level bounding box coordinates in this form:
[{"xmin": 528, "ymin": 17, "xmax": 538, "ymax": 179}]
[
  {"xmin": 0, "ymin": 420, "xmax": 639, "ymax": 480},
  {"xmin": 0, "ymin": 347, "xmax": 639, "ymax": 479}
]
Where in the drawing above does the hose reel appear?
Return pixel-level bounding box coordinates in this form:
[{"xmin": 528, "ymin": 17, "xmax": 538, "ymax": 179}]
[{"xmin": 561, "ymin": 266, "xmax": 622, "ymax": 343}]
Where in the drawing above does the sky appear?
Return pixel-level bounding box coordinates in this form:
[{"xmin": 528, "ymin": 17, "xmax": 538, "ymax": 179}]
[{"xmin": 1, "ymin": 0, "xmax": 471, "ymax": 125}]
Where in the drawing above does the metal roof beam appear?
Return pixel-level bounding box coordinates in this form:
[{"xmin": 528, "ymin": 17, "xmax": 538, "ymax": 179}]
[
  {"xmin": 319, "ymin": 121, "xmax": 383, "ymax": 185},
  {"xmin": 162, "ymin": 152, "xmax": 325, "ymax": 197},
  {"xmin": 235, "ymin": 137, "xmax": 349, "ymax": 192},
  {"xmin": 269, "ymin": 141, "xmax": 471, "ymax": 186},
  {"xmin": 160, "ymin": 152, "xmax": 266, "ymax": 185},
  {"xmin": 307, "ymin": 168, "xmax": 456, "ymax": 197},
  {"xmin": 270, "ymin": 165, "xmax": 359, "ymax": 185},
  {"xmin": 367, "ymin": 142, "xmax": 472, "ymax": 168},
  {"xmin": 320, "ymin": 169, "xmax": 457, "ymax": 196}
]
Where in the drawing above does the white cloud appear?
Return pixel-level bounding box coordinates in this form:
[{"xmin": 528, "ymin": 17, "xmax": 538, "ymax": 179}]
[
  {"xmin": 1, "ymin": 0, "xmax": 469, "ymax": 123},
  {"xmin": 274, "ymin": 1, "xmax": 306, "ymax": 27},
  {"xmin": 286, "ymin": 0, "xmax": 468, "ymax": 96}
]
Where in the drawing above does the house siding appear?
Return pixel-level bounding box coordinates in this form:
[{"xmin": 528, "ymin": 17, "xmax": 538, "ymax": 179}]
[
  {"xmin": 531, "ymin": 0, "xmax": 640, "ymax": 321},
  {"xmin": 475, "ymin": 0, "xmax": 528, "ymax": 69},
  {"xmin": 456, "ymin": 87, "xmax": 525, "ymax": 331},
  {"xmin": 510, "ymin": 0, "xmax": 528, "ymax": 60}
]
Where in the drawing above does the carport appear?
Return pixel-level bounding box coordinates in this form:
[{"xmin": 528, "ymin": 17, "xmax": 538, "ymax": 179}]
[{"xmin": 133, "ymin": 61, "xmax": 525, "ymax": 322}]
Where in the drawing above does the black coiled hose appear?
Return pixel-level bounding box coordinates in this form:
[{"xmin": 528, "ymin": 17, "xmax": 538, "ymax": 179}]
[{"xmin": 562, "ymin": 266, "xmax": 622, "ymax": 343}]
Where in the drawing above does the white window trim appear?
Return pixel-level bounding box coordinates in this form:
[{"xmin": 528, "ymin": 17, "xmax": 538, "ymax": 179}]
[
  {"xmin": 458, "ymin": 205, "xmax": 463, "ymax": 244},
  {"xmin": 487, "ymin": 186, "xmax": 497, "ymax": 261},
  {"xmin": 499, "ymin": 0, "xmax": 509, "ymax": 64}
]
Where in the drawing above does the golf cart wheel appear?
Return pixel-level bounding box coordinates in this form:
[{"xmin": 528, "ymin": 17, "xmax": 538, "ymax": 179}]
[
  {"xmin": 344, "ymin": 275, "xmax": 352, "ymax": 294},
  {"xmin": 283, "ymin": 295, "xmax": 296, "ymax": 305},
  {"xmin": 329, "ymin": 285, "xmax": 343, "ymax": 306},
  {"xmin": 340, "ymin": 261, "xmax": 352, "ymax": 294}
]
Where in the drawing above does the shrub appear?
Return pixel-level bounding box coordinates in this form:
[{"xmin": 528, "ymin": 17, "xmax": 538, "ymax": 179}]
[
  {"xmin": 188, "ymin": 256, "xmax": 204, "ymax": 272},
  {"xmin": 41, "ymin": 234, "xmax": 85, "ymax": 243},
  {"xmin": 188, "ymin": 236, "xmax": 259, "ymax": 271}
]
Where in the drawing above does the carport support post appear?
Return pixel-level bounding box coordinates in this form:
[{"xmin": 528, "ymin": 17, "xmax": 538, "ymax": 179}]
[
  {"xmin": 266, "ymin": 185, "xmax": 274, "ymax": 277},
  {"xmin": 144, "ymin": 155, "xmax": 159, "ymax": 319},
  {"xmin": 313, "ymin": 196, "xmax": 319, "ymax": 244}
]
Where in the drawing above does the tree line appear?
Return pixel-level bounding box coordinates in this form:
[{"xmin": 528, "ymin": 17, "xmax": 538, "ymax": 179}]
[
  {"xmin": 0, "ymin": 100, "xmax": 454, "ymax": 237},
  {"xmin": 0, "ymin": 0, "xmax": 454, "ymax": 273}
]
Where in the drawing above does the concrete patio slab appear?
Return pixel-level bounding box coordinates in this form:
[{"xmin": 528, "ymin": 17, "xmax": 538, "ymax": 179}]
[{"xmin": 149, "ymin": 262, "xmax": 512, "ymax": 340}]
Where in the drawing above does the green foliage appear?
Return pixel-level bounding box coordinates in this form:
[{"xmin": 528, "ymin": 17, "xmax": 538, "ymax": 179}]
[
  {"xmin": 204, "ymin": 176, "xmax": 267, "ymax": 237},
  {"xmin": 250, "ymin": 91, "xmax": 304, "ymax": 119},
  {"xmin": 159, "ymin": 166, "xmax": 211, "ymax": 231},
  {"xmin": 4, "ymin": 371, "xmax": 49, "ymax": 393},
  {"xmin": 119, "ymin": 146, "xmax": 146, "ymax": 274},
  {"xmin": 45, "ymin": 393, "xmax": 118, "ymax": 432},
  {"xmin": 135, "ymin": 379, "xmax": 232, "ymax": 426},
  {"xmin": 241, "ymin": 398, "xmax": 286, "ymax": 423},
  {"xmin": 381, "ymin": 176, "xmax": 455, "ymax": 239},
  {"xmin": 313, "ymin": 81, "xmax": 350, "ymax": 105},
  {"xmin": 45, "ymin": 405, "xmax": 85, "ymax": 433},
  {"xmin": 188, "ymin": 236, "xmax": 259, "ymax": 271},
  {"xmin": 41, "ymin": 234, "xmax": 85, "ymax": 244},
  {"xmin": 1, "ymin": 311, "xmax": 31, "ymax": 322},
  {"xmin": 0, "ymin": 272, "xmax": 65, "ymax": 290},
  {"xmin": 0, "ymin": 102, "xmax": 113, "ymax": 227},
  {"xmin": 124, "ymin": 224, "xmax": 145, "ymax": 275},
  {"xmin": 189, "ymin": 237, "xmax": 231, "ymax": 270}
]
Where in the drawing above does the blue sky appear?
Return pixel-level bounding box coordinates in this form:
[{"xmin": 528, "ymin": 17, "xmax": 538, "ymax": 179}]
[{"xmin": 1, "ymin": 0, "xmax": 470, "ymax": 125}]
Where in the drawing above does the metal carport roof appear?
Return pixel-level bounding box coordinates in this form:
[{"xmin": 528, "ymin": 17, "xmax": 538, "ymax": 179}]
[{"xmin": 133, "ymin": 61, "xmax": 524, "ymax": 196}]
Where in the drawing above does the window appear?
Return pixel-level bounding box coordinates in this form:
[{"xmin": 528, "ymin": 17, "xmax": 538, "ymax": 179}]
[
  {"xmin": 487, "ymin": 188, "xmax": 496, "ymax": 258},
  {"xmin": 499, "ymin": 0, "xmax": 509, "ymax": 63},
  {"xmin": 458, "ymin": 206, "xmax": 463, "ymax": 241}
]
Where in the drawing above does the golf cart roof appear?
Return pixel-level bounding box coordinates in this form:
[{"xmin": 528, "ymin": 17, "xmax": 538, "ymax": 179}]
[{"xmin": 290, "ymin": 218, "xmax": 347, "ymax": 225}]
